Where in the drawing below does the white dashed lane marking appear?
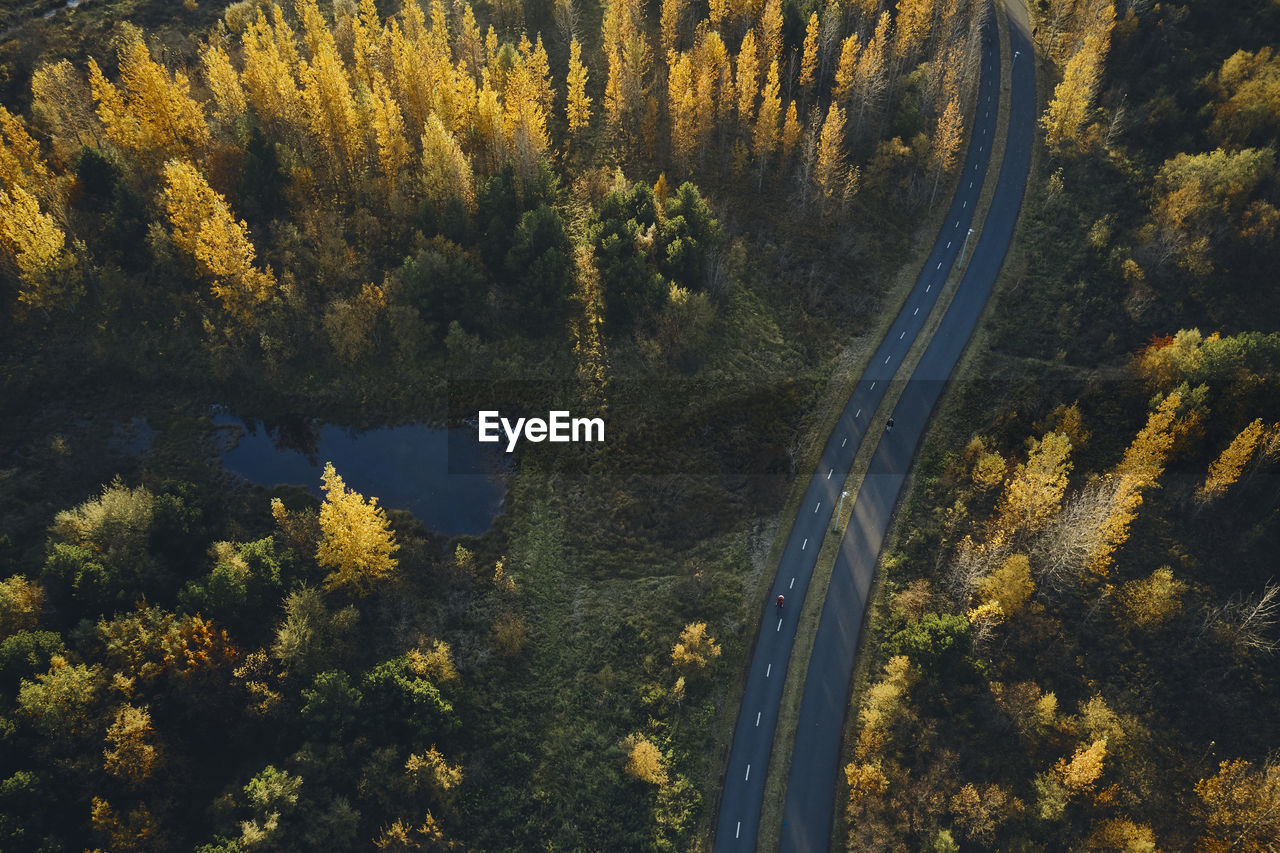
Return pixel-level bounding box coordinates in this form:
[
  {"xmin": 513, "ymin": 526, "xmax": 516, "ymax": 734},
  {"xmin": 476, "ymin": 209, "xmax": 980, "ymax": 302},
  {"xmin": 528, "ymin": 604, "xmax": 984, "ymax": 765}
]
[
  {"xmin": 802, "ymin": 538, "xmax": 807, "ymax": 550},
  {"xmin": 756, "ymin": 712, "xmax": 761, "ymax": 726},
  {"xmin": 884, "ymin": 355, "xmax": 891, "ymax": 364},
  {"xmin": 913, "ymin": 307, "xmax": 919, "ymax": 316},
  {"xmin": 814, "ymin": 502, "xmax": 821, "ymax": 513},
  {"xmin": 899, "ymin": 331, "xmax": 905, "ymax": 340}
]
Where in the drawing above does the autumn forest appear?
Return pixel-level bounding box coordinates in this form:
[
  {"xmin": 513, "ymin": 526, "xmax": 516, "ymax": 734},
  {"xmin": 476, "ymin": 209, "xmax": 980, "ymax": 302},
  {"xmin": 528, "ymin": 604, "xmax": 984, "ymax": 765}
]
[{"xmin": 0, "ymin": 0, "xmax": 1279, "ymax": 848}]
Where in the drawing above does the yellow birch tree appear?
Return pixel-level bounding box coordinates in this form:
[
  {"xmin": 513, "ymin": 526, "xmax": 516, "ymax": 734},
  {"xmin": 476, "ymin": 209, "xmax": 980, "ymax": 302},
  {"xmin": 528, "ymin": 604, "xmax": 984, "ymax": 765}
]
[{"xmin": 316, "ymin": 462, "xmax": 399, "ymax": 596}]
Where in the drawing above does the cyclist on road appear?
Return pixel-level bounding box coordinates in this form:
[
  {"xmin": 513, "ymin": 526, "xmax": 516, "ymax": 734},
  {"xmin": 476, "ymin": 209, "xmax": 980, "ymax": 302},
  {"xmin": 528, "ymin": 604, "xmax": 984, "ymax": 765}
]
[{"xmin": 776, "ymin": 594, "xmax": 785, "ymax": 611}]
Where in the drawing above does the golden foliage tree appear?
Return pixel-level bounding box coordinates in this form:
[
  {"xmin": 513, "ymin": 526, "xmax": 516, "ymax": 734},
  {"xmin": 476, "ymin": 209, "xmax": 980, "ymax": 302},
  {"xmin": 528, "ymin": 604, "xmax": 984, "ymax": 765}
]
[
  {"xmin": 88, "ymin": 31, "xmax": 209, "ymax": 159},
  {"xmin": 201, "ymin": 44, "xmax": 247, "ymax": 126},
  {"xmin": 856, "ymin": 655, "xmax": 916, "ymax": 757},
  {"xmin": 1195, "ymin": 759, "xmax": 1280, "ymax": 853},
  {"xmin": 0, "ymin": 575, "xmax": 44, "ymax": 639},
  {"xmin": 239, "ymin": 6, "xmax": 306, "ymax": 134},
  {"xmin": 736, "ymin": 29, "xmax": 760, "ymax": 128},
  {"xmin": 1087, "ymin": 392, "xmax": 1181, "ymax": 574},
  {"xmin": 668, "ymin": 52, "xmax": 698, "ymax": 167},
  {"xmin": 761, "ymin": 0, "xmax": 784, "ymax": 66},
  {"xmin": 0, "ymin": 106, "xmax": 54, "ymax": 197},
  {"xmin": 405, "ymin": 745, "xmax": 464, "ymax": 797},
  {"xmin": 660, "ymin": 0, "xmax": 685, "ymax": 55},
  {"xmin": 1086, "ymin": 818, "xmax": 1159, "ymax": 853},
  {"xmin": 832, "ymin": 34, "xmax": 861, "ymax": 106},
  {"xmin": 31, "ymin": 60, "xmax": 102, "ymax": 161},
  {"xmin": 316, "ymin": 462, "xmax": 399, "ymax": 596},
  {"xmin": 602, "ymin": 0, "xmax": 649, "ymax": 135},
  {"xmin": 1042, "ymin": 6, "xmax": 1115, "ymax": 152},
  {"xmin": 978, "ymin": 553, "xmax": 1035, "ymax": 616},
  {"xmin": 103, "ymin": 704, "xmax": 161, "ymax": 788},
  {"xmin": 671, "ymin": 622, "xmax": 721, "ymax": 676},
  {"xmin": 367, "ymin": 73, "xmax": 411, "ymax": 190},
  {"xmin": 853, "ymin": 11, "xmax": 891, "ymax": 130},
  {"xmin": 566, "ymin": 39, "xmax": 592, "ymax": 137},
  {"xmin": 931, "ymin": 97, "xmax": 964, "ymax": 206},
  {"xmin": 753, "ymin": 60, "xmax": 782, "ymax": 180},
  {"xmin": 1055, "ymin": 738, "xmax": 1107, "ymax": 791},
  {"xmin": 781, "ymin": 100, "xmax": 803, "ymax": 166},
  {"xmin": 0, "ymin": 185, "xmax": 78, "ymax": 312},
  {"xmin": 800, "ymin": 12, "xmax": 820, "ymax": 94},
  {"xmin": 1199, "ymin": 418, "xmax": 1264, "ymax": 502},
  {"xmin": 421, "ymin": 113, "xmax": 476, "ymax": 214},
  {"xmin": 993, "ymin": 432, "xmax": 1073, "ymax": 538},
  {"xmin": 893, "ymin": 0, "xmax": 937, "ymax": 66},
  {"xmin": 162, "ymin": 159, "xmax": 278, "ymax": 324},
  {"xmin": 813, "ymin": 101, "xmax": 853, "ymax": 207},
  {"xmin": 297, "ymin": 0, "xmax": 364, "ymax": 177},
  {"xmin": 1116, "ymin": 567, "xmax": 1187, "ymax": 628},
  {"xmin": 972, "ymin": 447, "xmax": 1007, "ymax": 490},
  {"xmin": 622, "ymin": 733, "xmax": 667, "ymax": 785}
]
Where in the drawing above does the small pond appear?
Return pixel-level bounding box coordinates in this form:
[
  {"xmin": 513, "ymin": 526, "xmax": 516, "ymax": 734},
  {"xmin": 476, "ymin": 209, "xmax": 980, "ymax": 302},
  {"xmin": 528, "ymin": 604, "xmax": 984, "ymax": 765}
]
[{"xmin": 214, "ymin": 414, "xmax": 505, "ymax": 537}]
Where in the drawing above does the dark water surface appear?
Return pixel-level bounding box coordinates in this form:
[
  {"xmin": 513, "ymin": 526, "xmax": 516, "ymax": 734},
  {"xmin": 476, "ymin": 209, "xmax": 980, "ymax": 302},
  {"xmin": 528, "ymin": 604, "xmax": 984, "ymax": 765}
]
[{"xmin": 214, "ymin": 415, "xmax": 504, "ymax": 537}]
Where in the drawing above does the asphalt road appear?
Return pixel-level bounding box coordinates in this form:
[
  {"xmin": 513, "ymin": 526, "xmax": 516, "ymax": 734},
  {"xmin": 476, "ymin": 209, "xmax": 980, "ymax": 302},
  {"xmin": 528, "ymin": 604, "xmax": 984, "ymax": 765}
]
[{"xmin": 713, "ymin": 1, "xmax": 1036, "ymax": 849}]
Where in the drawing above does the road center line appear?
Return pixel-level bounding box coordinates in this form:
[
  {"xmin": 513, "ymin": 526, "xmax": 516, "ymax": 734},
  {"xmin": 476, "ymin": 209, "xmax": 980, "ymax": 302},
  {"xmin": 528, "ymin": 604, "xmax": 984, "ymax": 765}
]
[
  {"xmin": 736, "ymin": 821, "xmax": 741, "ymax": 839},
  {"xmin": 946, "ymin": 240, "xmax": 952, "ymax": 248},
  {"xmin": 870, "ymin": 381, "xmax": 876, "ymax": 390},
  {"xmin": 913, "ymin": 307, "xmax": 919, "ymax": 316},
  {"xmin": 963, "ymin": 200, "xmax": 967, "ymax": 208},
  {"xmin": 899, "ymin": 331, "xmax": 905, "ymax": 340},
  {"xmin": 814, "ymin": 502, "xmax": 821, "ymax": 513},
  {"xmin": 884, "ymin": 355, "xmax": 891, "ymax": 364},
  {"xmin": 827, "ymin": 469, "xmax": 833, "ymax": 479},
  {"xmin": 855, "ymin": 408, "xmax": 862, "ymax": 418},
  {"xmin": 745, "ymin": 764, "xmax": 751, "ymax": 781},
  {"xmin": 926, "ymin": 284, "xmax": 932, "ymax": 292},
  {"xmin": 756, "ymin": 712, "xmax": 761, "ymax": 726},
  {"xmin": 789, "ymin": 577, "xmax": 795, "ymax": 588},
  {"xmin": 766, "ymin": 664, "xmax": 771, "ymax": 677},
  {"xmin": 936, "ymin": 262, "xmax": 942, "ymax": 270},
  {"xmin": 842, "ymin": 437, "xmax": 848, "ymax": 447},
  {"xmin": 802, "ymin": 538, "xmax": 807, "ymax": 550},
  {"xmin": 776, "ymin": 618, "xmax": 782, "ymax": 631}
]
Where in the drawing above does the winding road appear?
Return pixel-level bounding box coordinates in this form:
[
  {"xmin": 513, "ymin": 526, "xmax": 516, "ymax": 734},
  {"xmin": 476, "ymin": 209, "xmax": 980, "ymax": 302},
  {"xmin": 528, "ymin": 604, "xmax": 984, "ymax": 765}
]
[{"xmin": 713, "ymin": 1, "xmax": 1036, "ymax": 849}]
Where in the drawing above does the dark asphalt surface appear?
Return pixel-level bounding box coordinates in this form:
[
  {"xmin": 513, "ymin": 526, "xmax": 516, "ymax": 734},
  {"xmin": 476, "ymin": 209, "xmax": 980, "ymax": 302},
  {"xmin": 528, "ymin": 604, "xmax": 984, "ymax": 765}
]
[{"xmin": 713, "ymin": 2, "xmax": 1036, "ymax": 849}]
